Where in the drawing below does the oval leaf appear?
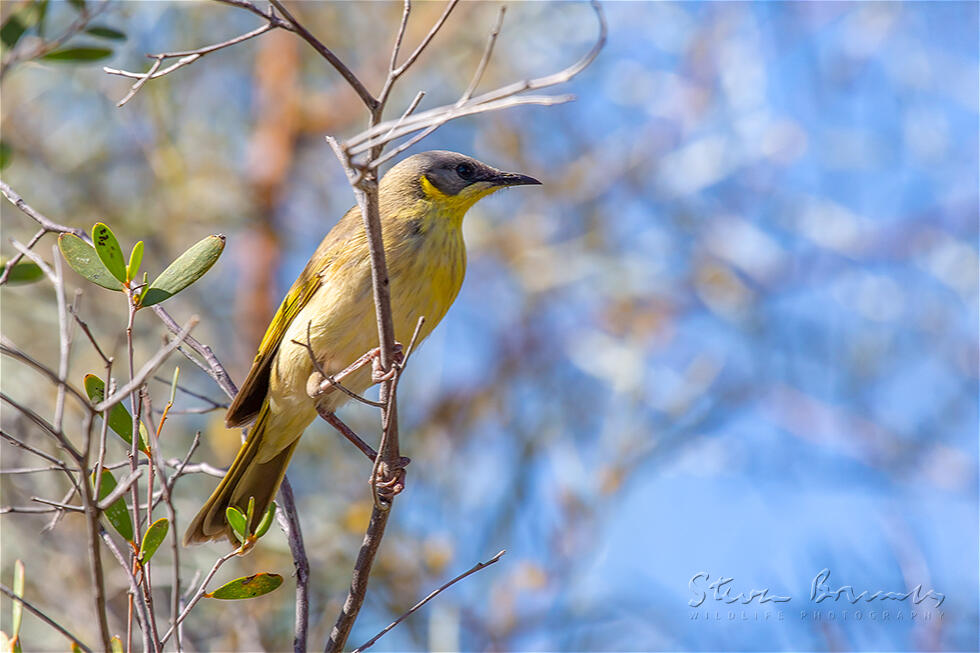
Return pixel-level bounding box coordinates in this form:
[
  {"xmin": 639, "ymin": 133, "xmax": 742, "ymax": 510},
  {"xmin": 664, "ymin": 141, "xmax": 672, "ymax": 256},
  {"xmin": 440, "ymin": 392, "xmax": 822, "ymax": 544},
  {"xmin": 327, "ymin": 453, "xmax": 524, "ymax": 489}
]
[
  {"xmin": 0, "ymin": 260, "xmax": 42, "ymax": 285},
  {"xmin": 225, "ymin": 506, "xmax": 246, "ymax": 542},
  {"xmin": 0, "ymin": 15, "xmax": 28, "ymax": 49},
  {"xmin": 254, "ymin": 501, "xmax": 276, "ymax": 539},
  {"xmin": 85, "ymin": 25, "xmax": 126, "ymax": 41},
  {"xmin": 58, "ymin": 233, "xmax": 122, "ymax": 290},
  {"xmin": 42, "ymin": 47, "xmax": 112, "ymax": 62},
  {"xmin": 91, "ymin": 223, "xmax": 126, "ymax": 283},
  {"xmin": 93, "ymin": 469, "xmax": 134, "ymax": 542},
  {"xmin": 206, "ymin": 573, "xmax": 283, "ymax": 600},
  {"xmin": 140, "ymin": 517, "xmax": 169, "ymax": 563},
  {"xmin": 11, "ymin": 560, "xmax": 24, "ymax": 638},
  {"xmin": 127, "ymin": 240, "xmax": 143, "ymax": 282},
  {"xmin": 83, "ymin": 374, "xmax": 147, "ymax": 451},
  {"xmin": 140, "ymin": 235, "xmax": 224, "ymax": 307}
]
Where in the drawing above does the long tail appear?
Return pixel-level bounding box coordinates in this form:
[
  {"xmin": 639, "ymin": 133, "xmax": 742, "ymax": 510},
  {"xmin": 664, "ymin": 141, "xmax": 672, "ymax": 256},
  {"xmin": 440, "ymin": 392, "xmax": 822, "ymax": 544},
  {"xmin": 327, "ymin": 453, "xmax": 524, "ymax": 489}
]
[{"xmin": 183, "ymin": 403, "xmax": 297, "ymax": 546}]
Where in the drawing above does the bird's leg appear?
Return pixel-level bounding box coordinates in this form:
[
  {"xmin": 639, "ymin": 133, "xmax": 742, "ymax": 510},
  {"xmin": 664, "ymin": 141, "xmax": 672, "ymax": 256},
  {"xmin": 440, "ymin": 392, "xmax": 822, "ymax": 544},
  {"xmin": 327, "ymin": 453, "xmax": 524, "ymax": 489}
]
[
  {"xmin": 317, "ymin": 408, "xmax": 376, "ymax": 461},
  {"xmin": 370, "ymin": 342, "xmax": 404, "ymax": 383},
  {"xmin": 310, "ymin": 342, "xmax": 405, "ymax": 397},
  {"xmin": 317, "ymin": 408, "xmax": 412, "ymax": 476},
  {"xmin": 372, "ymin": 458, "xmax": 409, "ymax": 502}
]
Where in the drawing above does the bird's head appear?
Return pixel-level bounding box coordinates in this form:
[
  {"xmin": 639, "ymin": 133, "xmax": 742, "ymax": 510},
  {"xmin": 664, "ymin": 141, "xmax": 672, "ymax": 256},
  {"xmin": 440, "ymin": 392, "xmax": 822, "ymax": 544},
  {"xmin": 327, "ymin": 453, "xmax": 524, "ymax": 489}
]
[{"xmin": 382, "ymin": 150, "xmax": 540, "ymax": 217}]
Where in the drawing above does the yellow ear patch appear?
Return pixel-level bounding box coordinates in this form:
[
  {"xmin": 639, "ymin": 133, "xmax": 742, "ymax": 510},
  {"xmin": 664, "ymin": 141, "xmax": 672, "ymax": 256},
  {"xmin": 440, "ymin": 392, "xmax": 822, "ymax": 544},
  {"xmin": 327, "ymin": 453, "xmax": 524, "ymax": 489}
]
[
  {"xmin": 420, "ymin": 174, "xmax": 499, "ymax": 218},
  {"xmin": 420, "ymin": 174, "xmax": 449, "ymax": 200}
]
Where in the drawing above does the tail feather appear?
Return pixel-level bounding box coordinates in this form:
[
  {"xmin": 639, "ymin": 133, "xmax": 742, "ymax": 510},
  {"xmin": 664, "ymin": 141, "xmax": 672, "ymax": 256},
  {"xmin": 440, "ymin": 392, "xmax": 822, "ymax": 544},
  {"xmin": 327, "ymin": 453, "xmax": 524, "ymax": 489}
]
[{"xmin": 183, "ymin": 404, "xmax": 297, "ymax": 546}]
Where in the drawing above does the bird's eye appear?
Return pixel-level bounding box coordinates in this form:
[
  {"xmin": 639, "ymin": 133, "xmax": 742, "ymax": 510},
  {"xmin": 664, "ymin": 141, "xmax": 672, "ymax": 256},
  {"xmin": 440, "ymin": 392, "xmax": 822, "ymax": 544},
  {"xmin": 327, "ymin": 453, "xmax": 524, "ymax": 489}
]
[{"xmin": 455, "ymin": 163, "xmax": 474, "ymax": 179}]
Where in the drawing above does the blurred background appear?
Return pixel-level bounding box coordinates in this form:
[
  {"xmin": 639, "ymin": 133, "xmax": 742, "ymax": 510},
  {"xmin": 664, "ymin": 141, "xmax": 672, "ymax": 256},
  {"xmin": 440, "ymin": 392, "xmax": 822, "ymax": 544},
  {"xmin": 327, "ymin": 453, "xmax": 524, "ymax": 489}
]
[{"xmin": 1, "ymin": 1, "xmax": 977, "ymax": 651}]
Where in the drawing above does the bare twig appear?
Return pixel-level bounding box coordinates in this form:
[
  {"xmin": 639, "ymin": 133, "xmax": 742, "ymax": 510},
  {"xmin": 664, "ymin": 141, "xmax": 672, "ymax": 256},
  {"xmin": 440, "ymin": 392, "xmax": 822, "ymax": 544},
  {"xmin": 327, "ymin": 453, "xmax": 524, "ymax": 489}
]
[
  {"xmin": 0, "ymin": 0, "xmax": 109, "ymax": 79},
  {"xmin": 159, "ymin": 547, "xmax": 241, "ymax": 645},
  {"xmin": 352, "ymin": 550, "xmax": 507, "ymax": 653},
  {"xmin": 268, "ymin": 0, "xmax": 377, "ymax": 110},
  {"xmin": 276, "ymin": 478, "xmax": 310, "ymax": 653},
  {"xmin": 151, "ymin": 306, "xmax": 238, "ymax": 399},
  {"xmin": 29, "ymin": 497, "xmax": 84, "ymax": 512},
  {"xmin": 0, "ymin": 228, "xmax": 44, "ymax": 286},
  {"xmin": 0, "ymin": 180, "xmax": 88, "ymax": 240},
  {"xmin": 95, "ymin": 317, "xmax": 198, "ymax": 412},
  {"xmin": 100, "ymin": 529, "xmax": 154, "ymax": 653},
  {"xmin": 460, "ymin": 6, "xmax": 506, "ymax": 104},
  {"xmin": 0, "ymin": 583, "xmax": 93, "ymax": 653},
  {"xmin": 96, "ymin": 468, "xmax": 143, "ymax": 510},
  {"xmin": 105, "ymin": 23, "xmax": 276, "ymax": 107}
]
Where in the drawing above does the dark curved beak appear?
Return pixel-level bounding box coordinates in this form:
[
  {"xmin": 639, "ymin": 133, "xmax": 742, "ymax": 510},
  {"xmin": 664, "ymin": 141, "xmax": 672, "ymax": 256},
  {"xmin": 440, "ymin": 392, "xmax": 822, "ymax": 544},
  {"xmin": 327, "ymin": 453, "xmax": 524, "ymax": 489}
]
[{"xmin": 486, "ymin": 170, "xmax": 542, "ymax": 187}]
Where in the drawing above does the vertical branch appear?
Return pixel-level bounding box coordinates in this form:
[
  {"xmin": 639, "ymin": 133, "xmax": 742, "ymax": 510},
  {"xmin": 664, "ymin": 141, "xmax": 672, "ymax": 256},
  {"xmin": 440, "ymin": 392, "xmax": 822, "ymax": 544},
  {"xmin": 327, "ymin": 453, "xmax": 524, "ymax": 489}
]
[
  {"xmin": 276, "ymin": 478, "xmax": 309, "ymax": 653},
  {"xmin": 77, "ymin": 415, "xmax": 114, "ymax": 653}
]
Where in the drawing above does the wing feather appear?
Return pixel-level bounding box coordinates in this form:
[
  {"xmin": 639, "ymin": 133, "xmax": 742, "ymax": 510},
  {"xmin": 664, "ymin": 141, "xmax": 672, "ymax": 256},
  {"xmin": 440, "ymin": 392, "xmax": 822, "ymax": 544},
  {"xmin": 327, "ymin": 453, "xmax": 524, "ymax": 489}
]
[{"xmin": 225, "ymin": 209, "xmax": 360, "ymax": 427}]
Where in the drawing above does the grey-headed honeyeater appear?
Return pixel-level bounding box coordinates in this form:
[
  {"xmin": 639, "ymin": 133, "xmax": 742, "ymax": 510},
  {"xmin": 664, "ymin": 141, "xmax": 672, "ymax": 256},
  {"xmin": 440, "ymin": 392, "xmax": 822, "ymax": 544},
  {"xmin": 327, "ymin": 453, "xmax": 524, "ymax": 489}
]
[{"xmin": 184, "ymin": 151, "xmax": 540, "ymax": 545}]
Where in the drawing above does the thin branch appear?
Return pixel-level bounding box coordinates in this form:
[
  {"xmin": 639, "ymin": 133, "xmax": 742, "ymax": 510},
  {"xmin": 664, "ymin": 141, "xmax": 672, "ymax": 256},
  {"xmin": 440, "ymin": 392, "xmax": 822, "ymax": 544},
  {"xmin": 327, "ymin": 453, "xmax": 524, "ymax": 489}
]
[
  {"xmin": 29, "ymin": 497, "xmax": 84, "ymax": 512},
  {"xmin": 0, "ymin": 228, "xmax": 45, "ymax": 286},
  {"xmin": 352, "ymin": 550, "xmax": 507, "ymax": 653},
  {"xmin": 390, "ymin": 0, "xmax": 460, "ymax": 78},
  {"xmin": 268, "ymin": 0, "xmax": 378, "ymax": 110},
  {"xmin": 0, "ymin": 180, "xmax": 88, "ymax": 240},
  {"xmin": 460, "ymin": 6, "xmax": 506, "ymax": 104},
  {"xmin": 346, "ymin": 0, "xmax": 605, "ymax": 159},
  {"xmin": 152, "ymin": 306, "xmax": 238, "ymax": 399},
  {"xmin": 159, "ymin": 547, "xmax": 241, "ymax": 646},
  {"xmin": 388, "ymin": 1, "xmax": 411, "ymax": 75},
  {"xmin": 96, "ymin": 468, "xmax": 143, "ymax": 510},
  {"xmin": 0, "ymin": 339, "xmax": 92, "ymax": 409},
  {"xmin": 0, "ymin": 583, "xmax": 93, "ymax": 653},
  {"xmin": 164, "ymin": 458, "xmax": 225, "ymax": 479},
  {"xmin": 68, "ymin": 303, "xmax": 112, "ymax": 365},
  {"xmin": 95, "ymin": 317, "xmax": 198, "ymax": 412},
  {"xmin": 105, "ymin": 23, "xmax": 276, "ymax": 107},
  {"xmin": 0, "ymin": 394, "xmax": 84, "ymax": 463},
  {"xmin": 276, "ymin": 478, "xmax": 310, "ymax": 653},
  {"xmin": 100, "ymin": 529, "xmax": 154, "ymax": 653}
]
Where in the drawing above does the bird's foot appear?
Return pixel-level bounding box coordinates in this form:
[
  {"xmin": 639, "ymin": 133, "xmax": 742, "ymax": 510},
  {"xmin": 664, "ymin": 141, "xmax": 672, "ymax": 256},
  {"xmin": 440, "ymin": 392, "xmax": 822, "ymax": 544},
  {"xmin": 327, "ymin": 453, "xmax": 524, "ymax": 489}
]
[
  {"xmin": 372, "ymin": 456, "xmax": 410, "ymax": 501},
  {"xmin": 370, "ymin": 342, "xmax": 404, "ymax": 383}
]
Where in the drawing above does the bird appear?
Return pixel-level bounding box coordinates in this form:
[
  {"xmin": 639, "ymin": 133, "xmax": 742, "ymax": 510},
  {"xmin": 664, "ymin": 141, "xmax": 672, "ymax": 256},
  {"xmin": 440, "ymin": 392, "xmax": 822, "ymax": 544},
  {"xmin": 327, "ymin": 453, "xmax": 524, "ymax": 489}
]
[{"xmin": 184, "ymin": 150, "xmax": 540, "ymax": 545}]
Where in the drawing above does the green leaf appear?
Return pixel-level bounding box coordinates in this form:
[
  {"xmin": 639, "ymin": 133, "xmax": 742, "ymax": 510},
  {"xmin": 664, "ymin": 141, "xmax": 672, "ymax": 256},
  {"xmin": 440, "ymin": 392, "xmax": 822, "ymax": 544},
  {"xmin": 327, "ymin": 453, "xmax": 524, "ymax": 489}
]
[
  {"xmin": 0, "ymin": 14, "xmax": 27, "ymax": 49},
  {"xmin": 83, "ymin": 374, "xmax": 148, "ymax": 451},
  {"xmin": 11, "ymin": 560, "xmax": 24, "ymax": 639},
  {"xmin": 139, "ymin": 517, "xmax": 169, "ymax": 563},
  {"xmin": 42, "ymin": 47, "xmax": 112, "ymax": 62},
  {"xmin": 0, "ymin": 260, "xmax": 42, "ymax": 285},
  {"xmin": 58, "ymin": 233, "xmax": 122, "ymax": 290},
  {"xmin": 93, "ymin": 469, "xmax": 134, "ymax": 543},
  {"xmin": 109, "ymin": 636, "xmax": 123, "ymax": 653},
  {"xmin": 225, "ymin": 506, "xmax": 246, "ymax": 543},
  {"xmin": 67, "ymin": 0, "xmax": 86, "ymax": 12},
  {"xmin": 85, "ymin": 25, "xmax": 126, "ymax": 41},
  {"xmin": 127, "ymin": 240, "xmax": 143, "ymax": 282},
  {"xmin": 139, "ymin": 235, "xmax": 225, "ymax": 307},
  {"xmin": 0, "ymin": 141, "xmax": 11, "ymax": 170},
  {"xmin": 254, "ymin": 501, "xmax": 276, "ymax": 539},
  {"xmin": 91, "ymin": 223, "xmax": 126, "ymax": 283},
  {"xmin": 245, "ymin": 496, "xmax": 255, "ymax": 532},
  {"xmin": 205, "ymin": 573, "xmax": 283, "ymax": 600},
  {"xmin": 168, "ymin": 367, "xmax": 180, "ymax": 405}
]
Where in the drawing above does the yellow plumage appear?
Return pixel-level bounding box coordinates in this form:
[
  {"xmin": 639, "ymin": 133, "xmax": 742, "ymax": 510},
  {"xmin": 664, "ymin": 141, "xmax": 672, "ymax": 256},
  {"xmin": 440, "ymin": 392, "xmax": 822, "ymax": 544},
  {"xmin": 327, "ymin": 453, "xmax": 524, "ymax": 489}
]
[{"xmin": 184, "ymin": 151, "xmax": 539, "ymax": 545}]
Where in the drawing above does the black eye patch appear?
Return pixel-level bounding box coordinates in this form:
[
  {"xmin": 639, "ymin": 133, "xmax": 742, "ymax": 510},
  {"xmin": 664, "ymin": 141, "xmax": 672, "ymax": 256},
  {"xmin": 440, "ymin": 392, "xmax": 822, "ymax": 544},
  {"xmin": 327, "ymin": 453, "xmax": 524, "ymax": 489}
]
[{"xmin": 455, "ymin": 163, "xmax": 474, "ymax": 180}]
